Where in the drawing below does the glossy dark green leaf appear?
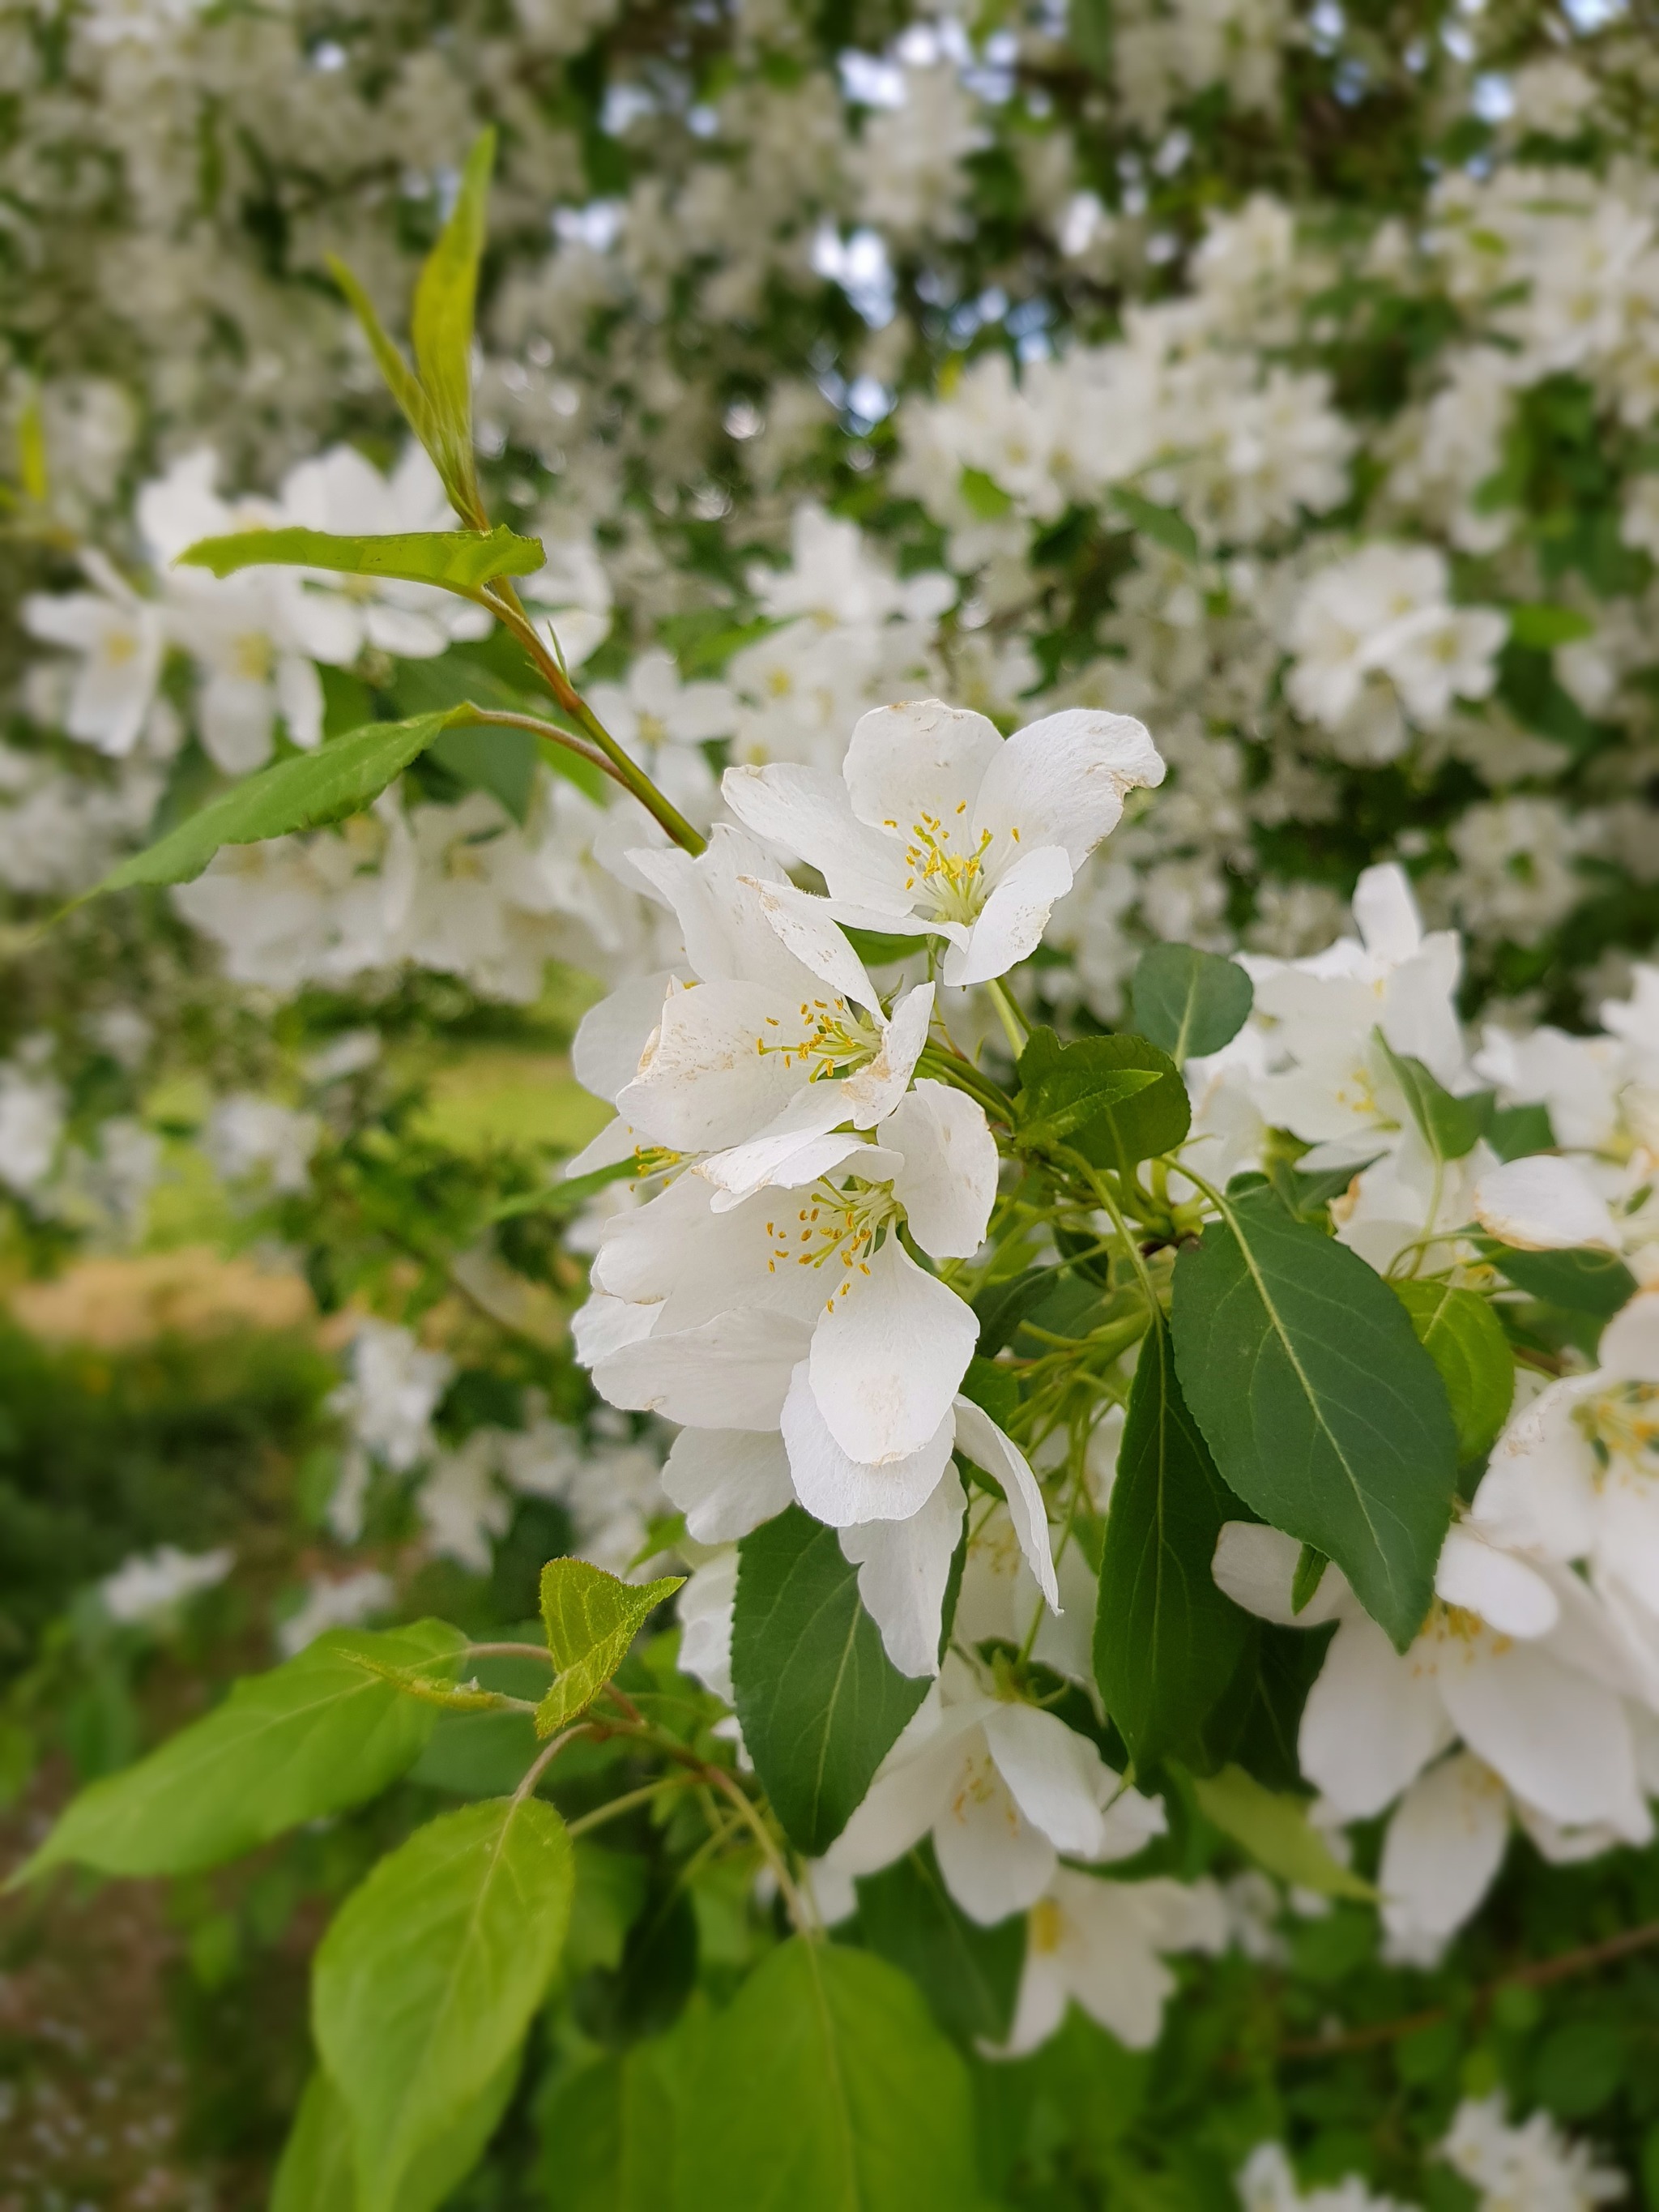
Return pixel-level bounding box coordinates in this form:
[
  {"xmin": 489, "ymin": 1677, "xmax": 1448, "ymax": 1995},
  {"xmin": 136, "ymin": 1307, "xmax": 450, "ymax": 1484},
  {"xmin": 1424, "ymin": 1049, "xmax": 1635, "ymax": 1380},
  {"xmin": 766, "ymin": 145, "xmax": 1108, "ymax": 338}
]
[
  {"xmin": 676, "ymin": 1938, "xmax": 979, "ymax": 2212},
  {"xmin": 1486, "ymin": 1102, "xmax": 1557, "ymax": 1161},
  {"xmin": 313, "ymin": 1795, "xmax": 574, "ymax": 2212},
  {"xmin": 19, "ymin": 1621, "xmax": 464, "ymax": 1881},
  {"xmin": 1392, "ymin": 1279, "xmax": 1516, "ymax": 1467},
  {"xmin": 1290, "ymin": 1545, "xmax": 1328, "ymax": 1616},
  {"xmin": 1094, "ymin": 1315, "xmax": 1250, "ymax": 1768},
  {"xmin": 732, "ymin": 1507, "xmax": 928, "ymax": 1855},
  {"xmin": 1171, "ymin": 1189, "xmax": 1458, "ymax": 1649},
  {"xmin": 83, "ymin": 710, "xmax": 467, "ymax": 900},
  {"xmin": 1017, "ymin": 1027, "xmax": 1190, "ymax": 1172},
  {"xmin": 1478, "ymin": 1237, "xmax": 1638, "ymax": 1318},
  {"xmin": 1377, "ymin": 1033, "xmax": 1490, "ymax": 1162},
  {"xmin": 1130, "ymin": 944, "xmax": 1253, "ymax": 1064},
  {"xmin": 174, "ymin": 523, "xmax": 542, "ymax": 591},
  {"xmin": 854, "ymin": 1844, "xmax": 1024, "ymax": 2046}
]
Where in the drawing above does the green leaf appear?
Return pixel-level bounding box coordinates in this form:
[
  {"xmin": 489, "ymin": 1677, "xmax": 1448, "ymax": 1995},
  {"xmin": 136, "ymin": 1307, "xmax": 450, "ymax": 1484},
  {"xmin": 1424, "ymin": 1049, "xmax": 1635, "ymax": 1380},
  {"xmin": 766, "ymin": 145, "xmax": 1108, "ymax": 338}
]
[
  {"xmin": 19, "ymin": 1621, "xmax": 464, "ymax": 1881},
  {"xmin": 1188, "ymin": 1764, "xmax": 1375, "ymax": 1900},
  {"xmin": 273, "ymin": 2056, "xmax": 518, "ymax": 2212},
  {"xmin": 536, "ymin": 2040, "xmax": 683, "ymax": 2212},
  {"xmin": 1130, "ymin": 944, "xmax": 1254, "ymax": 1064},
  {"xmin": 731, "ymin": 1506, "xmax": 929, "ymax": 1855},
  {"xmin": 1477, "ymin": 1237, "xmax": 1638, "ymax": 1319},
  {"xmin": 1392, "ymin": 1279, "xmax": 1516, "ymax": 1468},
  {"xmin": 1017, "ymin": 1027, "xmax": 1190, "ymax": 1170},
  {"xmin": 1487, "ymin": 1102, "xmax": 1557, "ymax": 1161},
  {"xmin": 1094, "ymin": 1315, "xmax": 1252, "ymax": 1769},
  {"xmin": 1111, "ymin": 486, "xmax": 1201, "ymax": 565},
  {"xmin": 959, "ymin": 464, "xmax": 1014, "ymax": 520},
  {"xmin": 174, "ymin": 523, "xmax": 544, "ymax": 593},
  {"xmin": 1376, "ymin": 1033, "xmax": 1490, "ymax": 1162},
  {"xmin": 854, "ymin": 1843, "xmax": 1025, "ymax": 2046},
  {"xmin": 411, "ymin": 129, "xmax": 496, "ymax": 518},
  {"xmin": 1508, "ymin": 601, "xmax": 1597, "ymax": 648},
  {"xmin": 1171, "ymin": 1189, "xmax": 1458, "ymax": 1649},
  {"xmin": 327, "ymin": 256, "xmax": 442, "ymax": 478},
  {"xmin": 313, "ymin": 1795, "xmax": 574, "ymax": 2212},
  {"xmin": 1290, "ymin": 1545, "xmax": 1328, "ymax": 1615},
  {"xmin": 82, "ymin": 710, "xmax": 467, "ymax": 899},
  {"xmin": 535, "ymin": 1559, "xmax": 684, "ymax": 1737},
  {"xmin": 676, "ymin": 1937, "xmax": 979, "ymax": 2212}
]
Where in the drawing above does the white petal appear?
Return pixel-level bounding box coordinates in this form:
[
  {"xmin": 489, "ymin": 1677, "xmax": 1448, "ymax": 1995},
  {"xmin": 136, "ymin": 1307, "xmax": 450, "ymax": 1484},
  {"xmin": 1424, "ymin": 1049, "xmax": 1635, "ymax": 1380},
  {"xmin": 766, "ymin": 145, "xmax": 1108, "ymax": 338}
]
[
  {"xmin": 982, "ymin": 1704, "xmax": 1110, "ymax": 1857},
  {"xmin": 696, "ymin": 1090, "xmax": 863, "ymax": 1209},
  {"xmin": 934, "ymin": 1749, "xmax": 1057, "ymax": 1924},
  {"xmin": 953, "ymin": 1398, "xmax": 1060, "ymax": 1611},
  {"xmin": 782, "ymin": 1361, "xmax": 957, "ymax": 1525},
  {"xmin": 971, "ymin": 709, "xmax": 1164, "ymax": 873},
  {"xmin": 1435, "ymin": 1525, "xmax": 1559, "ymax": 1639},
  {"xmin": 998, "ymin": 1943, "xmax": 1070, "ymax": 2058},
  {"xmin": 1439, "ymin": 1636, "xmax": 1645, "ymax": 1832},
  {"xmin": 1299, "ymin": 1613, "xmax": 1452, "ymax": 1818},
  {"xmin": 822, "ymin": 1707, "xmax": 986, "ymax": 1877},
  {"xmin": 843, "ymin": 698, "xmax": 1003, "ymax": 842},
  {"xmin": 616, "ymin": 977, "xmax": 805, "ymax": 1152},
  {"xmin": 808, "ymin": 1236, "xmax": 977, "ymax": 1464},
  {"xmin": 631, "ymin": 825, "xmax": 815, "ymax": 995},
  {"xmin": 1473, "ymin": 1155, "xmax": 1618, "ymax": 1252},
  {"xmin": 842, "ymin": 984, "xmax": 935, "ymax": 1129},
  {"xmin": 1050, "ymin": 1873, "xmax": 1179, "ymax": 2049},
  {"xmin": 1473, "ymin": 1378, "xmax": 1600, "ymax": 1561},
  {"xmin": 662, "ymin": 1428, "xmax": 795, "ymax": 1542},
  {"xmin": 1379, "ymin": 1753, "xmax": 1509, "ymax": 1951},
  {"xmin": 744, "ymin": 878, "xmax": 881, "ymax": 1010},
  {"xmin": 1211, "ymin": 1522, "xmax": 1346, "ymax": 1627},
  {"xmin": 1597, "ymin": 1288, "xmax": 1659, "ymax": 1381},
  {"xmin": 571, "ymin": 1291, "xmax": 659, "ymax": 1368},
  {"xmin": 594, "ymin": 1308, "xmax": 808, "ymax": 1428},
  {"xmin": 885, "ymin": 1080, "xmax": 1000, "ymax": 1259},
  {"xmin": 1351, "ymin": 862, "xmax": 1424, "ymax": 963},
  {"xmin": 721, "ymin": 762, "xmax": 906, "ymax": 912},
  {"xmin": 574, "ymin": 970, "xmax": 679, "ymax": 1103},
  {"xmin": 838, "ymin": 1470, "xmax": 966, "ymax": 1676},
  {"xmin": 562, "ymin": 1116, "xmax": 643, "ymax": 1178},
  {"xmin": 945, "ymin": 844, "xmax": 1075, "ymax": 988}
]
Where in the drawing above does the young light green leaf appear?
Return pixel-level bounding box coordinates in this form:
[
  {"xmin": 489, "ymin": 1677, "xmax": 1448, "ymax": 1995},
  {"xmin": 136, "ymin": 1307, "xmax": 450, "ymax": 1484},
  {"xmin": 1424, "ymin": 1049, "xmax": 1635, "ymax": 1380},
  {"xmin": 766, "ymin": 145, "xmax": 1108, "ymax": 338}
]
[
  {"xmin": 410, "ymin": 129, "xmax": 496, "ymax": 520},
  {"xmin": 1094, "ymin": 1315, "xmax": 1252, "ymax": 1769},
  {"xmin": 313, "ymin": 1795, "xmax": 574, "ymax": 2212},
  {"xmin": 676, "ymin": 1937, "xmax": 979, "ymax": 2212},
  {"xmin": 18, "ymin": 1621, "xmax": 465, "ymax": 1881},
  {"xmin": 81, "ymin": 709, "xmax": 468, "ymax": 900},
  {"xmin": 1017, "ymin": 1027, "xmax": 1190, "ymax": 1171},
  {"xmin": 535, "ymin": 1558, "xmax": 684, "ymax": 1737},
  {"xmin": 1508, "ymin": 601, "xmax": 1597, "ymax": 648},
  {"xmin": 1188, "ymin": 1764, "xmax": 1376, "ymax": 1900},
  {"xmin": 1171, "ymin": 1189, "xmax": 1458, "ymax": 1649},
  {"xmin": 1392, "ymin": 1279, "xmax": 1516, "ymax": 1468},
  {"xmin": 1377, "ymin": 1032, "xmax": 1490, "ymax": 1162},
  {"xmin": 1131, "ymin": 944, "xmax": 1254, "ymax": 1064},
  {"xmin": 273, "ymin": 2056, "xmax": 518, "ymax": 2212},
  {"xmin": 175, "ymin": 524, "xmax": 543, "ymax": 593},
  {"xmin": 326, "ymin": 255, "xmax": 441, "ymax": 466},
  {"xmin": 731, "ymin": 1506, "xmax": 929, "ymax": 1855}
]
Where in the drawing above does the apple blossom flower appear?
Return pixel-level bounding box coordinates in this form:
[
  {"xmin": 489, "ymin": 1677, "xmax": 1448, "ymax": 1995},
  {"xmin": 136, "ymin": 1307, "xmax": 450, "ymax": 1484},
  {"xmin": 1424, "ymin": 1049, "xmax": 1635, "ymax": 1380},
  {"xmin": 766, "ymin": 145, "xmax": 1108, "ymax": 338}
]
[
  {"xmin": 1439, "ymin": 2095, "xmax": 1626, "ymax": 2212},
  {"xmin": 996, "ymin": 1867, "xmax": 1228, "ymax": 2057},
  {"xmin": 1213, "ymin": 1518, "xmax": 1654, "ymax": 1958},
  {"xmin": 723, "ymin": 697, "xmax": 1164, "ymax": 987},
  {"xmin": 817, "ymin": 1655, "xmax": 1166, "ymax": 1924},
  {"xmin": 22, "ymin": 549, "xmax": 167, "ymax": 757}
]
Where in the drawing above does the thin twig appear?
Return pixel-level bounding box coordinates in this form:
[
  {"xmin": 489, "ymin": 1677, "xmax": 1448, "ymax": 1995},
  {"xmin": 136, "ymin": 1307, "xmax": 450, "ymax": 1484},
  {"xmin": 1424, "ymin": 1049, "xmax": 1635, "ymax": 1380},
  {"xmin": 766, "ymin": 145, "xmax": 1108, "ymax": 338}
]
[
  {"xmin": 467, "ymin": 1641, "xmax": 555, "ymax": 1664},
  {"xmin": 1277, "ymin": 1919, "xmax": 1659, "ymax": 2060},
  {"xmin": 511, "ymin": 1723, "xmax": 591, "ymax": 1804}
]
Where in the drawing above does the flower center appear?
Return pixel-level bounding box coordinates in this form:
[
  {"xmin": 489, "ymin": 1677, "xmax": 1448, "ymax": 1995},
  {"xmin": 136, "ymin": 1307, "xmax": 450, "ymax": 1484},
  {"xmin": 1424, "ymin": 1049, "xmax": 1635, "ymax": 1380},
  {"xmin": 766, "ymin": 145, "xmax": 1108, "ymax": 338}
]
[
  {"xmin": 884, "ymin": 804, "xmax": 1007, "ymax": 922},
  {"xmin": 1576, "ymin": 1381, "xmax": 1659, "ymax": 1483},
  {"xmin": 1030, "ymin": 1896, "xmax": 1064, "ymax": 1954},
  {"xmin": 764, "ymin": 1171, "xmax": 898, "ymax": 1310},
  {"xmin": 755, "ymin": 997, "xmax": 882, "ymax": 1083}
]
